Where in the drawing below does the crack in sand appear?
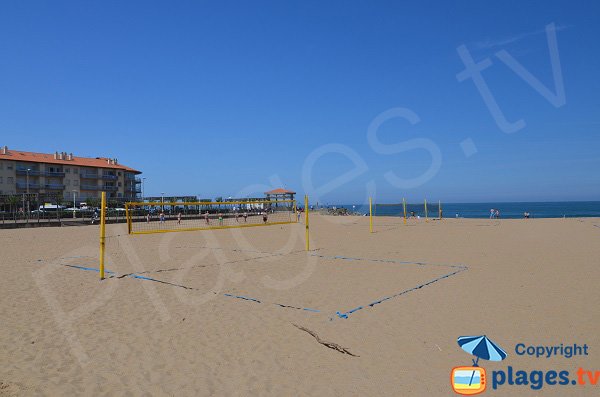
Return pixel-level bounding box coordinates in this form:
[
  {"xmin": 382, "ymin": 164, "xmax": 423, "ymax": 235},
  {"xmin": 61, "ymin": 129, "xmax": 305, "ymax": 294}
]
[{"xmin": 293, "ymin": 324, "xmax": 359, "ymax": 357}]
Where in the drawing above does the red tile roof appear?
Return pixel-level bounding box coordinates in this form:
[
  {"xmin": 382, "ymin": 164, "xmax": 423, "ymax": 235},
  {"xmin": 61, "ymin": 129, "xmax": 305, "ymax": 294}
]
[
  {"xmin": 265, "ymin": 188, "xmax": 296, "ymax": 195},
  {"xmin": 0, "ymin": 148, "xmax": 141, "ymax": 173}
]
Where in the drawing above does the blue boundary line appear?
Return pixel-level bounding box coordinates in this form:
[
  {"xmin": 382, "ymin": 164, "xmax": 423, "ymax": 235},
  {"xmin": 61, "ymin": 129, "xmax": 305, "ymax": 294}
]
[
  {"xmin": 44, "ymin": 252, "xmax": 467, "ymax": 319},
  {"xmin": 41, "ymin": 259, "xmax": 321, "ymax": 314},
  {"xmin": 308, "ymin": 253, "xmax": 468, "ymax": 319}
]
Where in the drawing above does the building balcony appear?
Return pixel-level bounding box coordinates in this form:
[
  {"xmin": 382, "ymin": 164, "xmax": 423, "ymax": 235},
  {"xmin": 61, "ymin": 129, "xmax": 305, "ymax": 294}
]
[
  {"xmin": 81, "ymin": 184, "xmax": 100, "ymax": 191},
  {"xmin": 102, "ymin": 185, "xmax": 118, "ymax": 191},
  {"xmin": 16, "ymin": 168, "xmax": 42, "ymax": 176},
  {"xmin": 45, "ymin": 171, "xmax": 65, "ymax": 177},
  {"xmin": 45, "ymin": 184, "xmax": 65, "ymax": 190},
  {"xmin": 16, "ymin": 182, "xmax": 41, "ymax": 189},
  {"xmin": 80, "ymin": 172, "xmax": 99, "ymax": 179},
  {"xmin": 101, "ymin": 174, "xmax": 117, "ymax": 180},
  {"xmin": 125, "ymin": 175, "xmax": 142, "ymax": 182},
  {"xmin": 126, "ymin": 185, "xmax": 142, "ymax": 193}
]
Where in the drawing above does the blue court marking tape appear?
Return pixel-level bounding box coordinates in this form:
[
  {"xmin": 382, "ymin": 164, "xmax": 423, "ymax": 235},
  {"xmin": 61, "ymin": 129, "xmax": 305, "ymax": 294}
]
[
  {"xmin": 63, "ymin": 264, "xmax": 116, "ymax": 275},
  {"xmin": 330, "ymin": 259, "xmax": 467, "ymax": 319},
  {"xmin": 41, "ymin": 252, "xmax": 466, "ymax": 320},
  {"xmin": 308, "ymin": 253, "xmax": 468, "ymax": 319},
  {"xmin": 223, "ymin": 293, "xmax": 261, "ymax": 303},
  {"xmin": 44, "ymin": 259, "xmax": 322, "ymax": 314},
  {"xmin": 310, "ymin": 253, "xmax": 465, "ymax": 269}
]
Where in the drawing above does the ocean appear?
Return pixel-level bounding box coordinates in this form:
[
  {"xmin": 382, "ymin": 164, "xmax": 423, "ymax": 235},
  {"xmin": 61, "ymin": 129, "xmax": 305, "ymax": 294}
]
[{"xmin": 334, "ymin": 201, "xmax": 600, "ymax": 219}]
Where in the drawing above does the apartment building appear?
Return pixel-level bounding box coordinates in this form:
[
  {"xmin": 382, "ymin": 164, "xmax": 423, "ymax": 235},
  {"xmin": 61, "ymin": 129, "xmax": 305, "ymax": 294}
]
[{"xmin": 0, "ymin": 146, "xmax": 141, "ymax": 201}]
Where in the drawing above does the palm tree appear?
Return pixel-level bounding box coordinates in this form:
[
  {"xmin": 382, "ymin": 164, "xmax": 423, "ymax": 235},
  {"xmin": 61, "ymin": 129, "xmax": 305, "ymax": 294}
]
[{"xmin": 6, "ymin": 195, "xmax": 19, "ymax": 220}]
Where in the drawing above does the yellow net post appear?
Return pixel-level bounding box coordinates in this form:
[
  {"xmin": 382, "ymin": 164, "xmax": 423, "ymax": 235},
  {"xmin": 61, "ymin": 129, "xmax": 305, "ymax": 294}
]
[
  {"xmin": 403, "ymin": 198, "xmax": 407, "ymax": 225},
  {"xmin": 425, "ymin": 199, "xmax": 428, "ymax": 222},
  {"xmin": 369, "ymin": 197, "xmax": 373, "ymax": 233},
  {"xmin": 304, "ymin": 195, "xmax": 309, "ymax": 251},
  {"xmin": 99, "ymin": 191, "xmax": 106, "ymax": 280},
  {"xmin": 125, "ymin": 202, "xmax": 132, "ymax": 234}
]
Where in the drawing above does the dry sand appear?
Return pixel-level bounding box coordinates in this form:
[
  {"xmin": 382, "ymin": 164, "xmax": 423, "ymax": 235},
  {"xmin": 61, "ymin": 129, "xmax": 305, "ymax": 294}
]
[{"xmin": 1, "ymin": 215, "xmax": 599, "ymax": 396}]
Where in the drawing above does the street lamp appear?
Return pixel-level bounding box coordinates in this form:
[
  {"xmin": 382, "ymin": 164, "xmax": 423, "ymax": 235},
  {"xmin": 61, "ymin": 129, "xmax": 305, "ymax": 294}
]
[
  {"xmin": 72, "ymin": 190, "xmax": 77, "ymax": 218},
  {"xmin": 26, "ymin": 168, "xmax": 31, "ymax": 220}
]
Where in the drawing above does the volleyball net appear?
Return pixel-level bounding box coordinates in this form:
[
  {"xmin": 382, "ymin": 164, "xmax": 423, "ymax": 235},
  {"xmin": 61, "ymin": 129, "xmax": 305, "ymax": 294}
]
[
  {"xmin": 373, "ymin": 201, "xmax": 442, "ymax": 220},
  {"xmin": 125, "ymin": 200, "xmax": 297, "ymax": 234}
]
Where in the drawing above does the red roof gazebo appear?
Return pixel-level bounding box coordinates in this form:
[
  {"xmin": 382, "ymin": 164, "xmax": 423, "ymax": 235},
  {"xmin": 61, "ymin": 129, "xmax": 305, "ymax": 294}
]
[{"xmin": 265, "ymin": 188, "xmax": 296, "ymax": 206}]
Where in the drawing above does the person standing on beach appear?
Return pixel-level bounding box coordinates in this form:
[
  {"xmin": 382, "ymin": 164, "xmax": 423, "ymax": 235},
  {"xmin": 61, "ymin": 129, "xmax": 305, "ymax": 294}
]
[
  {"xmin": 159, "ymin": 211, "xmax": 165, "ymax": 224},
  {"xmin": 205, "ymin": 211, "xmax": 210, "ymax": 225},
  {"xmin": 177, "ymin": 212, "xmax": 181, "ymax": 225},
  {"xmin": 243, "ymin": 212, "xmax": 248, "ymax": 222},
  {"xmin": 262, "ymin": 212, "xmax": 268, "ymax": 224},
  {"xmin": 218, "ymin": 213, "xmax": 223, "ymax": 226},
  {"xmin": 490, "ymin": 208, "xmax": 495, "ymax": 219},
  {"xmin": 146, "ymin": 213, "xmax": 150, "ymax": 223},
  {"xmin": 495, "ymin": 209, "xmax": 500, "ymax": 219}
]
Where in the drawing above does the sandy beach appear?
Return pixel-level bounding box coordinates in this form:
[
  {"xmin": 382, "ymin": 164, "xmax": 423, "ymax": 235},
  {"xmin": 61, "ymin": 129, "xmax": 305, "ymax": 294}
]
[{"xmin": 1, "ymin": 215, "xmax": 599, "ymax": 396}]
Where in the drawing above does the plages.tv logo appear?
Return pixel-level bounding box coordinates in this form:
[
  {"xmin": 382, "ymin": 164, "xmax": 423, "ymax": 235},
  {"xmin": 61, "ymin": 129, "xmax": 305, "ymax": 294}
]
[{"xmin": 451, "ymin": 335, "xmax": 508, "ymax": 395}]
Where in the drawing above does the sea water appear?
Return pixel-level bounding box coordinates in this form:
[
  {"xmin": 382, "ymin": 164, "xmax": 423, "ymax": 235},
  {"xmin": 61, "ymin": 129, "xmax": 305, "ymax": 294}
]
[{"xmin": 336, "ymin": 201, "xmax": 600, "ymax": 219}]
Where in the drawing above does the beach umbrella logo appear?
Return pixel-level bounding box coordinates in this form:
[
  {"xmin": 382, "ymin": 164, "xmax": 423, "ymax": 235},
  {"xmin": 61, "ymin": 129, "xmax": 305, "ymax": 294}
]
[{"xmin": 451, "ymin": 335, "xmax": 507, "ymax": 395}]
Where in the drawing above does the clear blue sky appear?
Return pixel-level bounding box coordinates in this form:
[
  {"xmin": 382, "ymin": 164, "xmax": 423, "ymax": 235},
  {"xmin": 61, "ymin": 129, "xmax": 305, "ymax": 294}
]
[{"xmin": 1, "ymin": 1, "xmax": 598, "ymax": 203}]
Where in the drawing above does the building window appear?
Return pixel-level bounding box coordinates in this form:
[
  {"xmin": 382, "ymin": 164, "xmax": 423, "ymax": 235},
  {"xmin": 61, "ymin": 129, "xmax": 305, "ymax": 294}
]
[
  {"xmin": 66, "ymin": 180, "xmax": 70, "ymax": 186},
  {"xmin": 73, "ymin": 180, "xmax": 79, "ymax": 186},
  {"xmin": 7, "ymin": 164, "xmax": 13, "ymax": 170},
  {"xmin": 65, "ymin": 168, "xmax": 70, "ymax": 173},
  {"xmin": 8, "ymin": 177, "xmax": 14, "ymax": 184},
  {"xmin": 0, "ymin": 162, "xmax": 3, "ymax": 170},
  {"xmin": 0, "ymin": 177, "xmax": 3, "ymax": 184},
  {"xmin": 73, "ymin": 167, "xmax": 78, "ymax": 173},
  {"xmin": 118, "ymin": 172, "xmax": 122, "ymax": 176}
]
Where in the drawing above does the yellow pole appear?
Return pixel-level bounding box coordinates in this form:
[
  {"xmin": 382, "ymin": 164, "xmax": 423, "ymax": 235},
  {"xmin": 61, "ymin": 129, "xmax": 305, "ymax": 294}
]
[
  {"xmin": 304, "ymin": 195, "xmax": 309, "ymax": 251},
  {"xmin": 125, "ymin": 202, "xmax": 132, "ymax": 234},
  {"xmin": 369, "ymin": 197, "xmax": 373, "ymax": 233},
  {"xmin": 100, "ymin": 191, "xmax": 106, "ymax": 280},
  {"xmin": 403, "ymin": 198, "xmax": 407, "ymax": 225},
  {"xmin": 425, "ymin": 199, "xmax": 428, "ymax": 222}
]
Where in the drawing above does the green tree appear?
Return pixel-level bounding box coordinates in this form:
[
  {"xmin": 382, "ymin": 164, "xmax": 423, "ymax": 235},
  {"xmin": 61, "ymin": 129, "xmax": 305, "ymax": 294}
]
[{"xmin": 6, "ymin": 195, "xmax": 19, "ymax": 219}]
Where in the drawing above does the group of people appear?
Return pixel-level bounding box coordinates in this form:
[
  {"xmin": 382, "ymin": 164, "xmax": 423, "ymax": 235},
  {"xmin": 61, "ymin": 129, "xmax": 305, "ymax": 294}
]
[
  {"xmin": 489, "ymin": 208, "xmax": 501, "ymax": 219},
  {"xmin": 143, "ymin": 209, "xmax": 274, "ymax": 226}
]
